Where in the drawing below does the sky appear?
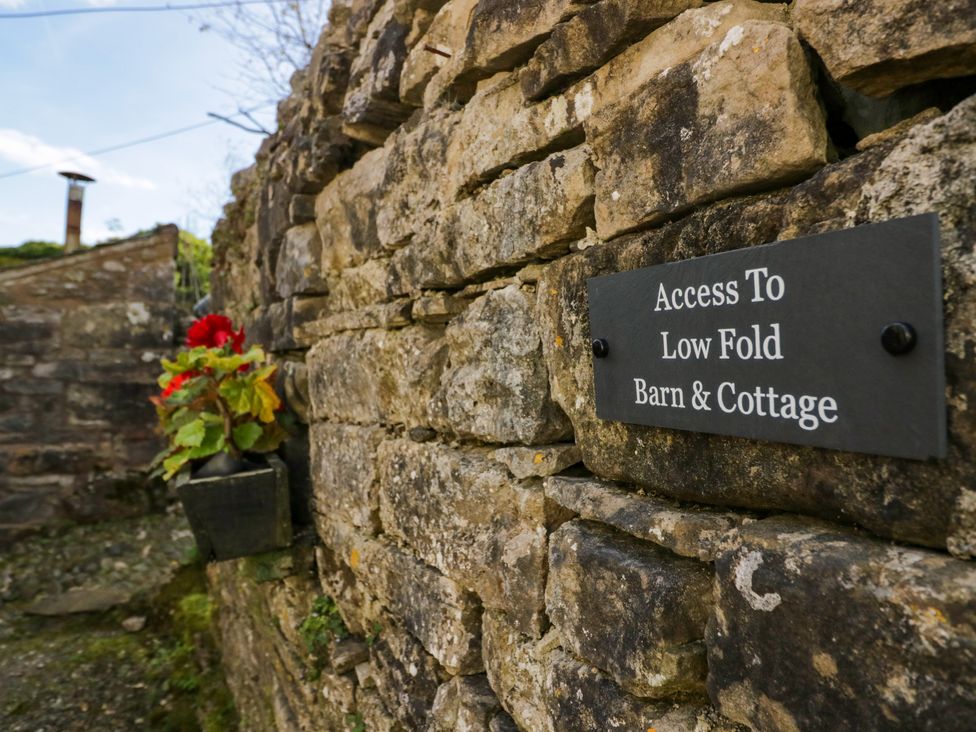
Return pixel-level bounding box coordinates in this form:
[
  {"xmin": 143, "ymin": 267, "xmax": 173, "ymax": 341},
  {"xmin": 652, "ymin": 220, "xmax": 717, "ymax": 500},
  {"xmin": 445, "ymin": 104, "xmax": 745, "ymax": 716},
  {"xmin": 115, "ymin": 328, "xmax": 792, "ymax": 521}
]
[{"xmin": 0, "ymin": 0, "xmax": 287, "ymax": 245}]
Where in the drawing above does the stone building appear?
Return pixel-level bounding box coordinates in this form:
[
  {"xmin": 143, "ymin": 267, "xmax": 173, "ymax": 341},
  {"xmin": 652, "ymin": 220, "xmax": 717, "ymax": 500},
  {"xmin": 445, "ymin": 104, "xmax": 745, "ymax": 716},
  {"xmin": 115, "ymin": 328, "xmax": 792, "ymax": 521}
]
[
  {"xmin": 0, "ymin": 226, "xmax": 178, "ymax": 545},
  {"xmin": 207, "ymin": 1, "xmax": 976, "ymax": 729}
]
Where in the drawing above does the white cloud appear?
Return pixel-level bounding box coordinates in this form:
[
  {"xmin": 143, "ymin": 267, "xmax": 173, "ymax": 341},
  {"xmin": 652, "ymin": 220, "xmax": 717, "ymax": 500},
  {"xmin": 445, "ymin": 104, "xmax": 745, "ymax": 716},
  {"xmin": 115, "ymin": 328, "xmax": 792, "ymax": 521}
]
[
  {"xmin": 85, "ymin": 0, "xmax": 119, "ymax": 6},
  {"xmin": 0, "ymin": 0, "xmax": 27, "ymax": 9},
  {"xmin": 0, "ymin": 129, "xmax": 155, "ymax": 190}
]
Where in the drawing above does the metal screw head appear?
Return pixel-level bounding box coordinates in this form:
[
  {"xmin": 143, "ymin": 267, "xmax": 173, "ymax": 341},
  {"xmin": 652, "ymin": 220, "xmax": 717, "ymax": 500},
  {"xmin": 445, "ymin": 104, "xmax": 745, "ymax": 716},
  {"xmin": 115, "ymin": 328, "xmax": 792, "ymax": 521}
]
[
  {"xmin": 881, "ymin": 322, "xmax": 916, "ymax": 355},
  {"xmin": 591, "ymin": 338, "xmax": 609, "ymax": 358}
]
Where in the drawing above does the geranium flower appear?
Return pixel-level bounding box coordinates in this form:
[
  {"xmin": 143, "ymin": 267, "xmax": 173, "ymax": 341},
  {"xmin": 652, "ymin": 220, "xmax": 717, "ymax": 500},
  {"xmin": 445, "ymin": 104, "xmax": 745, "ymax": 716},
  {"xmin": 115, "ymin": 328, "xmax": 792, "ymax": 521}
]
[
  {"xmin": 161, "ymin": 370, "xmax": 199, "ymax": 400},
  {"xmin": 185, "ymin": 314, "xmax": 245, "ymax": 353}
]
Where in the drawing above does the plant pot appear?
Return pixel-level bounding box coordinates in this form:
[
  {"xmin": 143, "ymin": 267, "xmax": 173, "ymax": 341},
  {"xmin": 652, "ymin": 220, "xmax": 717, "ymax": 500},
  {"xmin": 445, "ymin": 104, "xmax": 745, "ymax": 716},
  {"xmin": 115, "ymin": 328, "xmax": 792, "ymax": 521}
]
[{"xmin": 175, "ymin": 453, "xmax": 291, "ymax": 561}]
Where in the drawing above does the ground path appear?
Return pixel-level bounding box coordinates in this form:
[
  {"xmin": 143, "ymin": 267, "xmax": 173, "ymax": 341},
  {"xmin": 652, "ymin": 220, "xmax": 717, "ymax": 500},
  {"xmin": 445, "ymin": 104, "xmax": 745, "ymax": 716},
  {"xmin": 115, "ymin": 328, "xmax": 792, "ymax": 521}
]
[{"xmin": 0, "ymin": 510, "xmax": 237, "ymax": 731}]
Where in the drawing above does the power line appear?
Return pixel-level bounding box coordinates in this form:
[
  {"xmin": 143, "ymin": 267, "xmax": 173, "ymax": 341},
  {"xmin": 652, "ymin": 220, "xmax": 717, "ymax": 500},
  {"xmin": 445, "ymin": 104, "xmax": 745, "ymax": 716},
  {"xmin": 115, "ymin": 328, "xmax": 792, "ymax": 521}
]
[
  {"xmin": 0, "ymin": 0, "xmax": 290, "ymax": 20},
  {"xmin": 0, "ymin": 103, "xmax": 275, "ymax": 180}
]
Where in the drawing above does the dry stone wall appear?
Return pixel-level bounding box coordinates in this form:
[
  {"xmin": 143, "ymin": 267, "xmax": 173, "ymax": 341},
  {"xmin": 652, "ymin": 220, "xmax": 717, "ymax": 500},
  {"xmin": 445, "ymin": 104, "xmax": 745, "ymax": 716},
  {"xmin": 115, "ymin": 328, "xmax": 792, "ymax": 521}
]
[
  {"xmin": 209, "ymin": 1, "xmax": 976, "ymax": 729},
  {"xmin": 0, "ymin": 226, "xmax": 177, "ymax": 545}
]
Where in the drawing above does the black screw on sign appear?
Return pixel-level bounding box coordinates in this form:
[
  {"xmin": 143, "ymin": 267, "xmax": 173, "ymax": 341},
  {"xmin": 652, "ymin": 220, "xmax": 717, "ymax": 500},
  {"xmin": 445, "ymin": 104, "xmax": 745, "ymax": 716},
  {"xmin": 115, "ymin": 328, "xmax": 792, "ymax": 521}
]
[{"xmin": 881, "ymin": 322, "xmax": 917, "ymax": 355}]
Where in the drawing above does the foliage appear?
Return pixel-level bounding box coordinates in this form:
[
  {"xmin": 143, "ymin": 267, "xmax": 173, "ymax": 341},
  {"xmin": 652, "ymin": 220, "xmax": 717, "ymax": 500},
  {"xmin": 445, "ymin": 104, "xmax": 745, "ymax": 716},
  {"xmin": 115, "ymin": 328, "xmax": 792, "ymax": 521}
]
[
  {"xmin": 175, "ymin": 230, "xmax": 213, "ymax": 312},
  {"xmin": 365, "ymin": 622, "xmax": 383, "ymax": 648},
  {"xmin": 298, "ymin": 595, "xmax": 348, "ymax": 677},
  {"xmin": 0, "ymin": 240, "xmax": 65, "ymax": 268},
  {"xmin": 347, "ymin": 712, "xmax": 366, "ymax": 732},
  {"xmin": 150, "ymin": 314, "xmax": 289, "ymax": 480}
]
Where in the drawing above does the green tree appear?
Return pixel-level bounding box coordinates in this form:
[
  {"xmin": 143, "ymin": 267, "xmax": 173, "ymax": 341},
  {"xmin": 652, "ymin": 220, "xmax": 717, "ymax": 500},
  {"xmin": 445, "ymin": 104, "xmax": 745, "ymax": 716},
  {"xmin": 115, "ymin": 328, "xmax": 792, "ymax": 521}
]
[{"xmin": 175, "ymin": 231, "xmax": 213, "ymax": 311}]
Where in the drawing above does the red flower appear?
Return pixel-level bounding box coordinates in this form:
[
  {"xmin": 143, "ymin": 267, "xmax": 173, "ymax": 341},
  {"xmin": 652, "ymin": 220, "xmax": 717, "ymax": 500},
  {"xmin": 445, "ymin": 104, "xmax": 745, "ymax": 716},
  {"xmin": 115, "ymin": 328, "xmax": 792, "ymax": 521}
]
[
  {"xmin": 161, "ymin": 371, "xmax": 199, "ymax": 400},
  {"xmin": 185, "ymin": 314, "xmax": 245, "ymax": 353}
]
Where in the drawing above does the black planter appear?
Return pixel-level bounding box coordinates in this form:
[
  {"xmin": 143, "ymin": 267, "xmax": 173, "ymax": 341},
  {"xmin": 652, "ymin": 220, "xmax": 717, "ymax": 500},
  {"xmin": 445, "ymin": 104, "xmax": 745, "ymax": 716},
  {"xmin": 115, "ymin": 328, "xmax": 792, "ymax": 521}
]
[{"xmin": 176, "ymin": 453, "xmax": 291, "ymax": 561}]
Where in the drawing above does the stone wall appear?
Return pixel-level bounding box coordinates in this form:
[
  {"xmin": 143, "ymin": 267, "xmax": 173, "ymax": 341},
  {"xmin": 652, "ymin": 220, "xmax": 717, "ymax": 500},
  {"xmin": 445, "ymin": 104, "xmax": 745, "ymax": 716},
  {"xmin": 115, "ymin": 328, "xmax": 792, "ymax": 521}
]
[
  {"xmin": 208, "ymin": 1, "xmax": 976, "ymax": 729},
  {"xmin": 0, "ymin": 226, "xmax": 177, "ymax": 545}
]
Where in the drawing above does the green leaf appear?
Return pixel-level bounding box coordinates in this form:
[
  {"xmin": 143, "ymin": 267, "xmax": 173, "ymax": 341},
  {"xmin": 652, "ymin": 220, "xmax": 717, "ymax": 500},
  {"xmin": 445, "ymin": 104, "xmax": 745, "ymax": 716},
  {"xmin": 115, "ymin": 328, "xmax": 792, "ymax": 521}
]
[
  {"xmin": 250, "ymin": 420, "xmax": 289, "ymax": 453},
  {"xmin": 175, "ymin": 418, "xmax": 206, "ymax": 447},
  {"xmin": 232, "ymin": 422, "xmax": 263, "ymax": 451},
  {"xmin": 219, "ymin": 378, "xmax": 251, "ymax": 415},
  {"xmin": 188, "ymin": 425, "xmax": 225, "ymax": 459},
  {"xmin": 163, "ymin": 450, "xmax": 192, "ymax": 480}
]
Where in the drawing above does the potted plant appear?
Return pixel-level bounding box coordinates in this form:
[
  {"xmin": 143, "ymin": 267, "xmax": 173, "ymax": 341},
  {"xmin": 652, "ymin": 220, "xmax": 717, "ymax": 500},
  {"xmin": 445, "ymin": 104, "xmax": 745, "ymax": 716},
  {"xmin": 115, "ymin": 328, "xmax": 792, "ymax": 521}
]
[{"xmin": 151, "ymin": 314, "xmax": 292, "ymax": 561}]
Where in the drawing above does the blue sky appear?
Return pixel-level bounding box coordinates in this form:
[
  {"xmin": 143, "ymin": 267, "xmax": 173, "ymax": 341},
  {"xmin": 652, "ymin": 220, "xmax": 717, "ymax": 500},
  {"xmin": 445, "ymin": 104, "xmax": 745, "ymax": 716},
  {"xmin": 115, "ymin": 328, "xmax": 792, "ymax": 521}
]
[{"xmin": 0, "ymin": 0, "xmax": 285, "ymax": 245}]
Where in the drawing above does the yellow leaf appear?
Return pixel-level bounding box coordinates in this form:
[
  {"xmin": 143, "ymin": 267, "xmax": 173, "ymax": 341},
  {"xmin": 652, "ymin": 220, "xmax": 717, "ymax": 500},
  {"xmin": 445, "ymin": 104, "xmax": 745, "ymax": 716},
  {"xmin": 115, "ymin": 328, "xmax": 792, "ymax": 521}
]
[{"xmin": 253, "ymin": 379, "xmax": 280, "ymax": 423}]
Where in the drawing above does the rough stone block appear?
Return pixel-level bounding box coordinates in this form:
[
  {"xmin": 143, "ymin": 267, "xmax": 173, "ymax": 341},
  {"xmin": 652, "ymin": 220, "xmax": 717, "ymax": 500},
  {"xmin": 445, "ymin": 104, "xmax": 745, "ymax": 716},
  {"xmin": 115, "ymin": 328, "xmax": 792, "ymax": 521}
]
[
  {"xmin": 794, "ymin": 0, "xmax": 976, "ymax": 98},
  {"xmin": 370, "ymin": 620, "xmax": 447, "ymax": 729},
  {"xmin": 392, "ymin": 145, "xmax": 595, "ymax": 290},
  {"xmin": 357, "ymin": 686, "xmax": 406, "ymax": 731},
  {"xmin": 399, "ymin": 0, "xmax": 479, "ymax": 105},
  {"xmin": 310, "ymin": 422, "xmax": 387, "ymax": 532},
  {"xmin": 546, "ymin": 650, "xmax": 743, "ymax": 732},
  {"xmin": 307, "ymin": 324, "xmax": 448, "ymax": 428},
  {"xmin": 434, "ymin": 285, "xmax": 572, "ymax": 444},
  {"xmin": 481, "ymin": 609, "xmax": 560, "ymax": 732},
  {"xmin": 275, "ymin": 223, "xmax": 329, "ymax": 298},
  {"xmin": 457, "ymin": 0, "xmax": 593, "ymax": 83},
  {"xmin": 297, "ymin": 300, "xmax": 413, "ymax": 343},
  {"xmin": 315, "ymin": 544, "xmax": 385, "ymax": 638},
  {"xmin": 521, "ymin": 0, "xmax": 703, "ymax": 101},
  {"xmin": 321, "ymin": 519, "xmax": 483, "ymax": 674},
  {"xmin": 494, "ymin": 444, "xmax": 581, "ymax": 479},
  {"xmin": 326, "ymin": 257, "xmax": 400, "ymax": 312},
  {"xmin": 588, "ymin": 20, "xmax": 829, "ymax": 238},
  {"xmin": 707, "ymin": 517, "xmax": 976, "ymax": 729},
  {"xmin": 428, "ymin": 675, "xmax": 502, "ymax": 731},
  {"xmin": 378, "ymin": 440, "xmax": 549, "ymax": 634},
  {"xmin": 340, "ymin": 0, "xmax": 421, "ymax": 144},
  {"xmin": 314, "ymin": 146, "xmax": 389, "ymax": 273},
  {"xmin": 548, "ymin": 520, "xmax": 711, "ymax": 698},
  {"xmin": 545, "ymin": 476, "xmax": 746, "ymax": 561},
  {"xmin": 445, "ymin": 75, "xmax": 592, "ymax": 195},
  {"xmin": 376, "ymin": 108, "xmax": 460, "ymax": 249},
  {"xmin": 538, "ymin": 97, "xmax": 976, "ymax": 554}
]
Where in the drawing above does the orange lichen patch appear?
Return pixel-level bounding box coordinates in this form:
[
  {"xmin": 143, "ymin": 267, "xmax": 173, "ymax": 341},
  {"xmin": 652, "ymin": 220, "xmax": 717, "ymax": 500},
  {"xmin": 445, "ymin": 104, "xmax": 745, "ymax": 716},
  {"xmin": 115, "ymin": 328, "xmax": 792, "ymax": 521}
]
[
  {"xmin": 554, "ymin": 335, "xmax": 564, "ymax": 348},
  {"xmin": 548, "ymin": 287, "xmax": 558, "ymax": 296},
  {"xmin": 533, "ymin": 452, "xmax": 545, "ymax": 464},
  {"xmin": 349, "ymin": 548, "xmax": 360, "ymax": 569}
]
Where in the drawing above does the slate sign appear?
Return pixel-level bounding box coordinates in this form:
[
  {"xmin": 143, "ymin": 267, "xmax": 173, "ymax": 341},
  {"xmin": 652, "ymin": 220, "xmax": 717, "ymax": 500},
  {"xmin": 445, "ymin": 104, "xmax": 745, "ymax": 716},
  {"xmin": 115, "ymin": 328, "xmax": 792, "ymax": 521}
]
[{"xmin": 587, "ymin": 214, "xmax": 946, "ymax": 460}]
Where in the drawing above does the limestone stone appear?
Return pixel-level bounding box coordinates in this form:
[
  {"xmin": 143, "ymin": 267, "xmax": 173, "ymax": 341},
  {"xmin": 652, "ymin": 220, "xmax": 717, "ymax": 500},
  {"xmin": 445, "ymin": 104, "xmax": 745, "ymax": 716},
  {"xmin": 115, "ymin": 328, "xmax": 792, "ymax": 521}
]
[
  {"xmin": 341, "ymin": 0, "xmax": 424, "ymax": 144},
  {"xmin": 310, "ymin": 422, "xmax": 387, "ymax": 532},
  {"xmin": 307, "ymin": 324, "xmax": 448, "ymax": 428},
  {"xmin": 275, "ymin": 223, "xmax": 328, "ymax": 298},
  {"xmin": 392, "ymin": 145, "xmax": 595, "ymax": 291},
  {"xmin": 399, "ymin": 0, "xmax": 479, "ymax": 106},
  {"xmin": 481, "ymin": 609, "xmax": 560, "ymax": 732},
  {"xmin": 707, "ymin": 516, "xmax": 976, "ymax": 729},
  {"xmin": 434, "ymin": 285, "xmax": 572, "ymax": 444},
  {"xmin": 25, "ymin": 586, "xmax": 131, "ymax": 615},
  {"xmin": 332, "ymin": 638, "xmax": 370, "ymax": 673},
  {"xmin": 315, "ymin": 544, "xmax": 385, "ymax": 635},
  {"xmin": 370, "ymin": 620, "xmax": 447, "ymax": 729},
  {"xmin": 546, "ymin": 651, "xmax": 743, "ymax": 732},
  {"xmin": 326, "ymin": 257, "xmax": 400, "ymax": 312},
  {"xmin": 279, "ymin": 359, "xmax": 311, "ymax": 424},
  {"xmin": 520, "ymin": 0, "xmax": 703, "ymax": 101},
  {"xmin": 427, "ymin": 675, "xmax": 501, "ymax": 731},
  {"xmin": 455, "ymin": 0, "xmax": 593, "ymax": 87},
  {"xmin": 581, "ymin": 0, "xmax": 787, "ymax": 119},
  {"xmin": 548, "ymin": 520, "xmax": 711, "ymax": 698},
  {"xmin": 493, "ymin": 444, "xmax": 581, "ymax": 479},
  {"xmin": 376, "ymin": 108, "xmax": 460, "ymax": 249},
  {"xmin": 315, "ymin": 146, "xmax": 389, "ymax": 273},
  {"xmin": 296, "ymin": 300, "xmax": 412, "ymax": 343},
  {"xmin": 378, "ymin": 440, "xmax": 549, "ymax": 634},
  {"xmin": 321, "ymin": 519, "xmax": 484, "ymax": 674},
  {"xmin": 545, "ymin": 476, "xmax": 746, "ymax": 561},
  {"xmin": 538, "ymin": 97, "xmax": 976, "ymax": 554},
  {"xmin": 445, "ymin": 74, "xmax": 592, "ymax": 195},
  {"xmin": 357, "ymin": 686, "xmax": 406, "ymax": 731},
  {"xmin": 411, "ymin": 293, "xmax": 473, "ymax": 323},
  {"xmin": 794, "ymin": 0, "xmax": 976, "ymax": 98},
  {"xmin": 588, "ymin": 20, "xmax": 829, "ymax": 238}
]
